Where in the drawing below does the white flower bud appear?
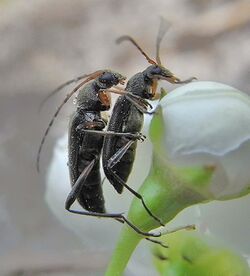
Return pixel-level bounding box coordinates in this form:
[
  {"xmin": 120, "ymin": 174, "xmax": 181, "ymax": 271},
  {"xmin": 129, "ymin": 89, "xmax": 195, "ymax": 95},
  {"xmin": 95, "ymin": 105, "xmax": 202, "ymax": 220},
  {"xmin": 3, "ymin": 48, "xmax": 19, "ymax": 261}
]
[{"xmin": 158, "ymin": 81, "xmax": 250, "ymax": 199}]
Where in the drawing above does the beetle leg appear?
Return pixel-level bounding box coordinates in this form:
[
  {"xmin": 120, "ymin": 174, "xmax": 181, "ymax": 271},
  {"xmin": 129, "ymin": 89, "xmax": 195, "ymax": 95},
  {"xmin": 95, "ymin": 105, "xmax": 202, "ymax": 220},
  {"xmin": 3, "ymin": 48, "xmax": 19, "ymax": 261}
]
[
  {"xmin": 115, "ymin": 217, "xmax": 168, "ymax": 247},
  {"xmin": 67, "ymin": 208, "xmax": 161, "ymax": 237},
  {"xmin": 174, "ymin": 76, "xmax": 197, "ymax": 84},
  {"xmin": 120, "ymin": 216, "xmax": 160, "ymax": 237},
  {"xmin": 104, "ymin": 88, "xmax": 153, "ymax": 110},
  {"xmin": 145, "ymin": 238, "xmax": 169, "ymax": 248},
  {"xmin": 76, "ymin": 128, "xmax": 146, "ymax": 141},
  {"xmin": 106, "ymin": 140, "xmax": 164, "ymax": 226},
  {"xmin": 124, "ymin": 94, "xmax": 155, "ymax": 114},
  {"xmin": 65, "ymin": 158, "xmax": 160, "ymax": 237},
  {"xmin": 65, "ymin": 159, "xmax": 96, "ymax": 210},
  {"xmin": 107, "ymin": 140, "xmax": 135, "ymax": 169},
  {"xmin": 75, "ymin": 122, "xmax": 104, "ymax": 132},
  {"xmin": 65, "ymin": 159, "xmax": 124, "ymax": 218}
]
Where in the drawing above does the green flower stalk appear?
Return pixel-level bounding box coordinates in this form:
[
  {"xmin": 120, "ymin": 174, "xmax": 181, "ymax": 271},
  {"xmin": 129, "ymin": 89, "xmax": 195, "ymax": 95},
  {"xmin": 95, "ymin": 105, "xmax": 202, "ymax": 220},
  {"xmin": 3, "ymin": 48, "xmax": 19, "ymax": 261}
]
[
  {"xmin": 152, "ymin": 231, "xmax": 250, "ymax": 276},
  {"xmin": 105, "ymin": 82, "xmax": 250, "ymax": 275}
]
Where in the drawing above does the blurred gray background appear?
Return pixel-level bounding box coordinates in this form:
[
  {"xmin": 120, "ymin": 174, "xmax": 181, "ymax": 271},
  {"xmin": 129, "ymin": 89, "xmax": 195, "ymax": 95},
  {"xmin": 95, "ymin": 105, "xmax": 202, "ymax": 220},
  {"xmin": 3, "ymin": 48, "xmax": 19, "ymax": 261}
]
[{"xmin": 0, "ymin": 0, "xmax": 249, "ymax": 275}]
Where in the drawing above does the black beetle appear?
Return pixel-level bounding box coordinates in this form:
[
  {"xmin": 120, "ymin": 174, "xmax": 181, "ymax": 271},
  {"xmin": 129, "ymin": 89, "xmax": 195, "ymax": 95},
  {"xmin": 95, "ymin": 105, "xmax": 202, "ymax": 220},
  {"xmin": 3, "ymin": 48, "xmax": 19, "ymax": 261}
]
[
  {"xmin": 37, "ymin": 70, "xmax": 160, "ymax": 238},
  {"xmin": 102, "ymin": 22, "xmax": 196, "ymax": 227}
]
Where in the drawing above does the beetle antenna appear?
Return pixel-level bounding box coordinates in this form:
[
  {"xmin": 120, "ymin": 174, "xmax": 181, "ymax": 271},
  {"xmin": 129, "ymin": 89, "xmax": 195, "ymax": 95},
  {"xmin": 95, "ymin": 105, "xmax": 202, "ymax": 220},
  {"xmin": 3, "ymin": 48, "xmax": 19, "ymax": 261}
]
[
  {"xmin": 36, "ymin": 70, "xmax": 103, "ymax": 172},
  {"xmin": 39, "ymin": 73, "xmax": 97, "ymax": 112},
  {"xmin": 117, "ymin": 35, "xmax": 156, "ymax": 65},
  {"xmin": 156, "ymin": 17, "xmax": 170, "ymax": 65}
]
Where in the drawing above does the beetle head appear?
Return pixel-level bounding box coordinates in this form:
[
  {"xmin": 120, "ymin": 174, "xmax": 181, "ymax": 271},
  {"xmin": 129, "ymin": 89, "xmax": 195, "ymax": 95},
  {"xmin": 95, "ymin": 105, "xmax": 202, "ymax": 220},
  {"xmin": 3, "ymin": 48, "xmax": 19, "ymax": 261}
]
[
  {"xmin": 96, "ymin": 70, "xmax": 126, "ymax": 89},
  {"xmin": 144, "ymin": 64, "xmax": 181, "ymax": 84}
]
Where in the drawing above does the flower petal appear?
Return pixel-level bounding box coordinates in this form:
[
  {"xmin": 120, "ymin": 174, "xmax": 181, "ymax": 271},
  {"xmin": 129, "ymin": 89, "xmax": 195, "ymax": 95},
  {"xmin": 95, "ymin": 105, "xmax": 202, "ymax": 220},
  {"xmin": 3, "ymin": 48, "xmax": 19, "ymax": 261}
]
[{"xmin": 160, "ymin": 81, "xmax": 250, "ymax": 158}]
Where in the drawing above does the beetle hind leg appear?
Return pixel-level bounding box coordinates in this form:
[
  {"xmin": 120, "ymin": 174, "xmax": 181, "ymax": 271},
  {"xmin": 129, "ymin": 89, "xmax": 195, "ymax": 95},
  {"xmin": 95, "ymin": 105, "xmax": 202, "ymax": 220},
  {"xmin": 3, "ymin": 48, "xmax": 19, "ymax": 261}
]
[
  {"xmin": 65, "ymin": 157, "xmax": 160, "ymax": 237},
  {"xmin": 106, "ymin": 140, "xmax": 164, "ymax": 227}
]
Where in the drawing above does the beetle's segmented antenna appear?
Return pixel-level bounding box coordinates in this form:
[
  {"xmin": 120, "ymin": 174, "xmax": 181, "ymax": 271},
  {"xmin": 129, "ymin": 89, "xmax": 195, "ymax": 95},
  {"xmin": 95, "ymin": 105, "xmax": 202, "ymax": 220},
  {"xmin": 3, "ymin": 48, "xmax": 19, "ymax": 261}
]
[
  {"xmin": 156, "ymin": 17, "xmax": 170, "ymax": 65},
  {"xmin": 116, "ymin": 35, "xmax": 156, "ymax": 65},
  {"xmin": 36, "ymin": 70, "xmax": 104, "ymax": 172},
  {"xmin": 39, "ymin": 73, "xmax": 96, "ymax": 112}
]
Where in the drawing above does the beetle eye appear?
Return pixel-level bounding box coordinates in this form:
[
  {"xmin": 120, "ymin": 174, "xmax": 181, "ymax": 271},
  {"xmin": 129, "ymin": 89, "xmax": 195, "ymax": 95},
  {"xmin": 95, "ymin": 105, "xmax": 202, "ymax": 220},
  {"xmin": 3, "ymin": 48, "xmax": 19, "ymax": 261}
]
[
  {"xmin": 151, "ymin": 66, "xmax": 162, "ymax": 75},
  {"xmin": 99, "ymin": 72, "xmax": 114, "ymax": 83}
]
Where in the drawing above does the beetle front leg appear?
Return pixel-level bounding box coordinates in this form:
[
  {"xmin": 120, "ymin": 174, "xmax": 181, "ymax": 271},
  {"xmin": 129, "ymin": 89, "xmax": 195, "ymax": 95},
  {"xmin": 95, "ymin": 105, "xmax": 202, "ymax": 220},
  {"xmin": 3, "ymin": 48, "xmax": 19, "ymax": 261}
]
[
  {"xmin": 124, "ymin": 94, "xmax": 155, "ymax": 115},
  {"xmin": 103, "ymin": 88, "xmax": 154, "ymax": 113}
]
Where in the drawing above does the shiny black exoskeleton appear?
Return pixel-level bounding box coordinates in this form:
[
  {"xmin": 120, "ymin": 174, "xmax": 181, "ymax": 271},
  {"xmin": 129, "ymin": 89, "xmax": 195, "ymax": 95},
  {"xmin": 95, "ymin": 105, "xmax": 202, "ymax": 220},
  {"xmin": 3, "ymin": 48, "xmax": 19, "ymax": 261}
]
[
  {"xmin": 37, "ymin": 69, "xmax": 163, "ymax": 238},
  {"xmin": 66, "ymin": 70, "xmax": 126, "ymax": 213},
  {"xmin": 103, "ymin": 65, "xmax": 175, "ymax": 194},
  {"xmin": 66, "ymin": 69, "xmax": 162, "ymax": 236},
  {"xmin": 102, "ymin": 34, "xmax": 195, "ymax": 226}
]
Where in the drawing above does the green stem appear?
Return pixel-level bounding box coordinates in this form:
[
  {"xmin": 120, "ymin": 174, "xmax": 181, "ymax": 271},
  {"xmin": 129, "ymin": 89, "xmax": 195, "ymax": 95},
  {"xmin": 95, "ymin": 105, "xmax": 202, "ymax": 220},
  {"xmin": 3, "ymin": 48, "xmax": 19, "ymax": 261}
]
[
  {"xmin": 105, "ymin": 154, "xmax": 212, "ymax": 275},
  {"xmin": 105, "ymin": 225, "xmax": 141, "ymax": 276}
]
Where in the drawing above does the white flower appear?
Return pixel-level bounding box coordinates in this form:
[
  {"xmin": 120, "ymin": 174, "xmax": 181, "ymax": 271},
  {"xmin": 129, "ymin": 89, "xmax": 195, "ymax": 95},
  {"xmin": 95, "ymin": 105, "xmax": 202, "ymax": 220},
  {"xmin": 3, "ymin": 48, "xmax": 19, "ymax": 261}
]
[
  {"xmin": 158, "ymin": 81, "xmax": 250, "ymax": 199},
  {"xmin": 45, "ymin": 81, "xmax": 250, "ymax": 271},
  {"xmin": 152, "ymin": 81, "xmax": 250, "ymax": 262}
]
